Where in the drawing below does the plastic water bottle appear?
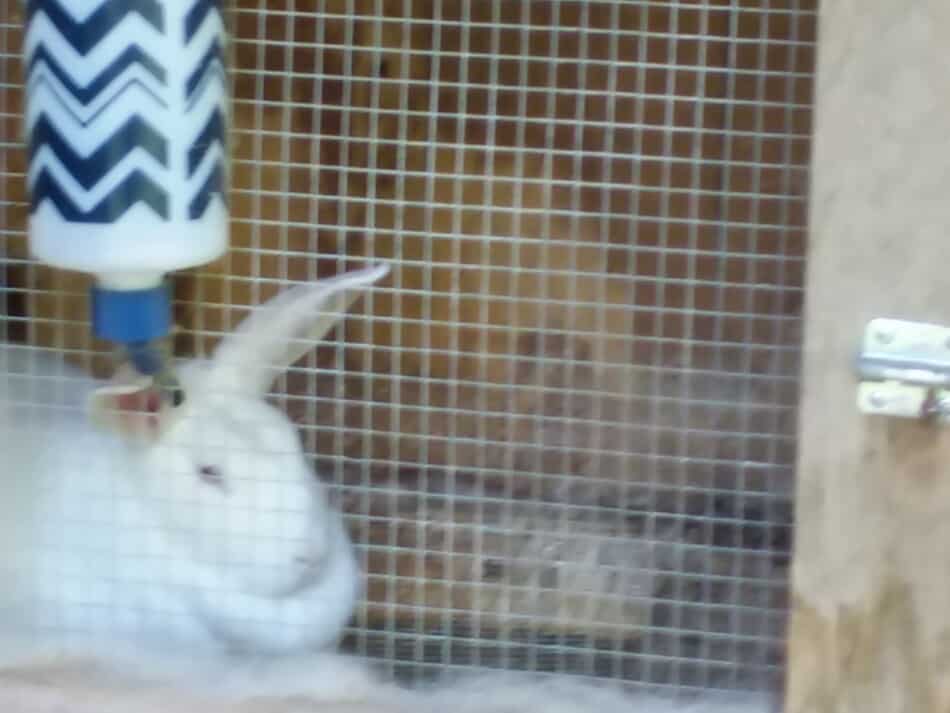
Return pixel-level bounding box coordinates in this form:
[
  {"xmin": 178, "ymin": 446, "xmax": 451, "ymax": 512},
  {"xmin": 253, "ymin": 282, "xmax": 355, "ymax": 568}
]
[{"xmin": 22, "ymin": 0, "xmax": 229, "ymax": 398}]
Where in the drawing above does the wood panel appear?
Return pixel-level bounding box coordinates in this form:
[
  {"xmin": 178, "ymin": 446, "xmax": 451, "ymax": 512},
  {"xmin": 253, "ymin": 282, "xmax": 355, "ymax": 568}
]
[{"xmin": 786, "ymin": 1, "xmax": 950, "ymax": 711}]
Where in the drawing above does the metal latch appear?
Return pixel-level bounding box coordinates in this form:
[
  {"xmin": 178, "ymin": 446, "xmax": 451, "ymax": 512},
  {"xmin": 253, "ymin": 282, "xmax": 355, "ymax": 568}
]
[{"xmin": 856, "ymin": 318, "xmax": 950, "ymax": 421}]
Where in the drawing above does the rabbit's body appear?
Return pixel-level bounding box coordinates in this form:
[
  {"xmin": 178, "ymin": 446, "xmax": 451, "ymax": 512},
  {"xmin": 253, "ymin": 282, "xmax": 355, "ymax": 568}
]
[
  {"xmin": 2, "ymin": 425, "xmax": 359, "ymax": 654},
  {"xmin": 0, "ymin": 358, "xmax": 359, "ymax": 655},
  {"xmin": 0, "ymin": 265, "xmax": 389, "ymax": 656}
]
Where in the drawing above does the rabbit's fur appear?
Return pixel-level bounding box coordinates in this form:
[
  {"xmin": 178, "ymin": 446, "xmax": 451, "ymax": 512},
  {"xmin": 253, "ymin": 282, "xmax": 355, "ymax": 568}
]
[
  {"xmin": 0, "ymin": 265, "xmax": 390, "ymax": 656},
  {"xmin": 0, "ymin": 640, "xmax": 776, "ymax": 713}
]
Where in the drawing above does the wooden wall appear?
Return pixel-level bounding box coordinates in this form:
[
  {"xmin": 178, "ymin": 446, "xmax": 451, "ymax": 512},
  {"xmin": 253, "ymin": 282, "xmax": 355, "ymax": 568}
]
[{"xmin": 786, "ymin": 1, "xmax": 950, "ymax": 711}]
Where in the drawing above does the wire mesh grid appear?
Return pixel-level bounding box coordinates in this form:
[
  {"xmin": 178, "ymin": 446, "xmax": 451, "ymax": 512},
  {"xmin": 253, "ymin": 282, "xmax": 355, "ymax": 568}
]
[{"xmin": 0, "ymin": 0, "xmax": 816, "ymax": 702}]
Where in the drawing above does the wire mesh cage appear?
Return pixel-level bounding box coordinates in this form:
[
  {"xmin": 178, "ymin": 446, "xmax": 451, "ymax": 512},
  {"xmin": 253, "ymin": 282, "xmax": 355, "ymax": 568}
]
[{"xmin": 0, "ymin": 0, "xmax": 816, "ymax": 704}]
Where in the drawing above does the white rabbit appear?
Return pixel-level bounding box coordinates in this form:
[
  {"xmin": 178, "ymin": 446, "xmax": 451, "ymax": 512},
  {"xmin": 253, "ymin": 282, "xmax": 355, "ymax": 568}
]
[{"xmin": 0, "ymin": 263, "xmax": 390, "ymax": 656}]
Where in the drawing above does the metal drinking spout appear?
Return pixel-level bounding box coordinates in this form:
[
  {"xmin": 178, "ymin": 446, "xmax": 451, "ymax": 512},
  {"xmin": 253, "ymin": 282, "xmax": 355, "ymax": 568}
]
[
  {"xmin": 92, "ymin": 277, "xmax": 185, "ymax": 407},
  {"xmin": 125, "ymin": 340, "xmax": 186, "ymax": 408}
]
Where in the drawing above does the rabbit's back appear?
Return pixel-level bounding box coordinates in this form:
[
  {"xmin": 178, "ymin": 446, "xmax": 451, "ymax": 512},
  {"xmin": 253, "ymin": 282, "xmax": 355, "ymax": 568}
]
[
  {"xmin": 0, "ymin": 436, "xmax": 216, "ymax": 650},
  {"xmin": 0, "ymin": 345, "xmax": 97, "ymax": 630},
  {"xmin": 0, "ymin": 345, "xmax": 217, "ymax": 649},
  {"xmin": 0, "ymin": 343, "xmax": 97, "ymax": 530}
]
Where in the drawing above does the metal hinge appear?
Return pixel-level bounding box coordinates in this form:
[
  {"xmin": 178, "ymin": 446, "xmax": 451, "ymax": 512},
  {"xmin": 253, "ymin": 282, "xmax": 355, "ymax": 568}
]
[{"xmin": 856, "ymin": 318, "xmax": 950, "ymax": 421}]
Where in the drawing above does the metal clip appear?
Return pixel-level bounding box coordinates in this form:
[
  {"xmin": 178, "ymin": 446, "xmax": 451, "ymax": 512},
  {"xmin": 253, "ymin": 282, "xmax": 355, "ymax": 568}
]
[
  {"xmin": 121, "ymin": 338, "xmax": 185, "ymax": 408},
  {"xmin": 855, "ymin": 318, "xmax": 950, "ymax": 422}
]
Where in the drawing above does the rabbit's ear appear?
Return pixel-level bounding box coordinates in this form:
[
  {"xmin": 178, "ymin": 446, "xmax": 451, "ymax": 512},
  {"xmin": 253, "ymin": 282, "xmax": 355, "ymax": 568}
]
[
  {"xmin": 205, "ymin": 263, "xmax": 390, "ymax": 398},
  {"xmin": 87, "ymin": 365, "xmax": 170, "ymax": 443}
]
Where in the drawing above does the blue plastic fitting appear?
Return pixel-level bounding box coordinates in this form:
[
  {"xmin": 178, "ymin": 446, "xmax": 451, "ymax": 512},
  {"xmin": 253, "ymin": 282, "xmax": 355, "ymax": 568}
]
[{"xmin": 90, "ymin": 282, "xmax": 172, "ymax": 377}]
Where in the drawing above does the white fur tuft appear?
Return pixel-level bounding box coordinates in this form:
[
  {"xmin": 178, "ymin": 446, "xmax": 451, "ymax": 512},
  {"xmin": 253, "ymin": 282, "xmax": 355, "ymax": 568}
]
[{"xmin": 0, "ymin": 643, "xmax": 776, "ymax": 713}]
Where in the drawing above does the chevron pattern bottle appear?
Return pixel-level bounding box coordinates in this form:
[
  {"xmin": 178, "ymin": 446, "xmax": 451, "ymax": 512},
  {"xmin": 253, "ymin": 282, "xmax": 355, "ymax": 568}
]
[{"xmin": 23, "ymin": 0, "xmax": 229, "ymax": 391}]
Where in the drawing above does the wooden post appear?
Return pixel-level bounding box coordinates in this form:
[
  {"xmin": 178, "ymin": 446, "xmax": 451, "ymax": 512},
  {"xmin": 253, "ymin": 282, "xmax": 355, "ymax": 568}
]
[{"xmin": 786, "ymin": 1, "xmax": 950, "ymax": 711}]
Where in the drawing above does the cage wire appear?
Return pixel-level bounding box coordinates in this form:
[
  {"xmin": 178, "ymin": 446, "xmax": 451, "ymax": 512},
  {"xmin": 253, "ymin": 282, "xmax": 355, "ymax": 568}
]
[{"xmin": 0, "ymin": 0, "xmax": 815, "ymax": 702}]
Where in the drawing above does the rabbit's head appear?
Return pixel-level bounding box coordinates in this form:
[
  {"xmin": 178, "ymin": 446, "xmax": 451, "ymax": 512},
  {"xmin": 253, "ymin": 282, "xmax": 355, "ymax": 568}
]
[{"xmin": 87, "ymin": 264, "xmax": 390, "ymax": 598}]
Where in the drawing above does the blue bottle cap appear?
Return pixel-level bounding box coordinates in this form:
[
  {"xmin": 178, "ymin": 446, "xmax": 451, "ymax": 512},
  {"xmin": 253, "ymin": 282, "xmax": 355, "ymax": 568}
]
[{"xmin": 91, "ymin": 282, "xmax": 172, "ymax": 349}]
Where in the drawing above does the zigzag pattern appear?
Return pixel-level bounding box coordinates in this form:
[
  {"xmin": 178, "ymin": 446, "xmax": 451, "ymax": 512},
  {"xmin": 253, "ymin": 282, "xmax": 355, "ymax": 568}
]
[
  {"xmin": 187, "ymin": 109, "xmax": 224, "ymax": 177},
  {"xmin": 184, "ymin": 0, "xmax": 222, "ymax": 43},
  {"xmin": 27, "ymin": 44, "xmax": 166, "ymax": 129},
  {"xmin": 183, "ymin": 0, "xmax": 227, "ymax": 219},
  {"xmin": 26, "ymin": 0, "xmax": 164, "ymax": 55},
  {"xmin": 188, "ymin": 161, "xmax": 225, "ymax": 219},
  {"xmin": 28, "ymin": 75, "xmax": 168, "ymax": 129},
  {"xmin": 26, "ymin": 0, "xmax": 170, "ymax": 222},
  {"xmin": 30, "ymin": 115, "xmax": 167, "ymax": 190},
  {"xmin": 26, "ymin": 0, "xmax": 227, "ymax": 223},
  {"xmin": 31, "ymin": 168, "xmax": 169, "ymax": 221},
  {"xmin": 28, "ymin": 45, "xmax": 165, "ymax": 106},
  {"xmin": 185, "ymin": 38, "xmax": 225, "ymax": 104}
]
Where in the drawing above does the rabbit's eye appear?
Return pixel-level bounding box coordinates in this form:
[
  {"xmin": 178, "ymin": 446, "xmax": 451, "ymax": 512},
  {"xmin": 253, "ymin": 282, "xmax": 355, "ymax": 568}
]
[{"xmin": 198, "ymin": 465, "xmax": 226, "ymax": 490}]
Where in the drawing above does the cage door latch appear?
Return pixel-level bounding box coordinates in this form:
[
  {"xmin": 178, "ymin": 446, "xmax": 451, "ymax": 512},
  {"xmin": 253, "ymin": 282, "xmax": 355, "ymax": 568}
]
[{"xmin": 856, "ymin": 318, "xmax": 950, "ymax": 421}]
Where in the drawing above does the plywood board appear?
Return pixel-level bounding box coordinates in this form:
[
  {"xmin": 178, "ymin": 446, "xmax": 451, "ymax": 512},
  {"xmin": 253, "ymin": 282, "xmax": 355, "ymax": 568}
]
[{"xmin": 786, "ymin": 1, "xmax": 950, "ymax": 711}]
